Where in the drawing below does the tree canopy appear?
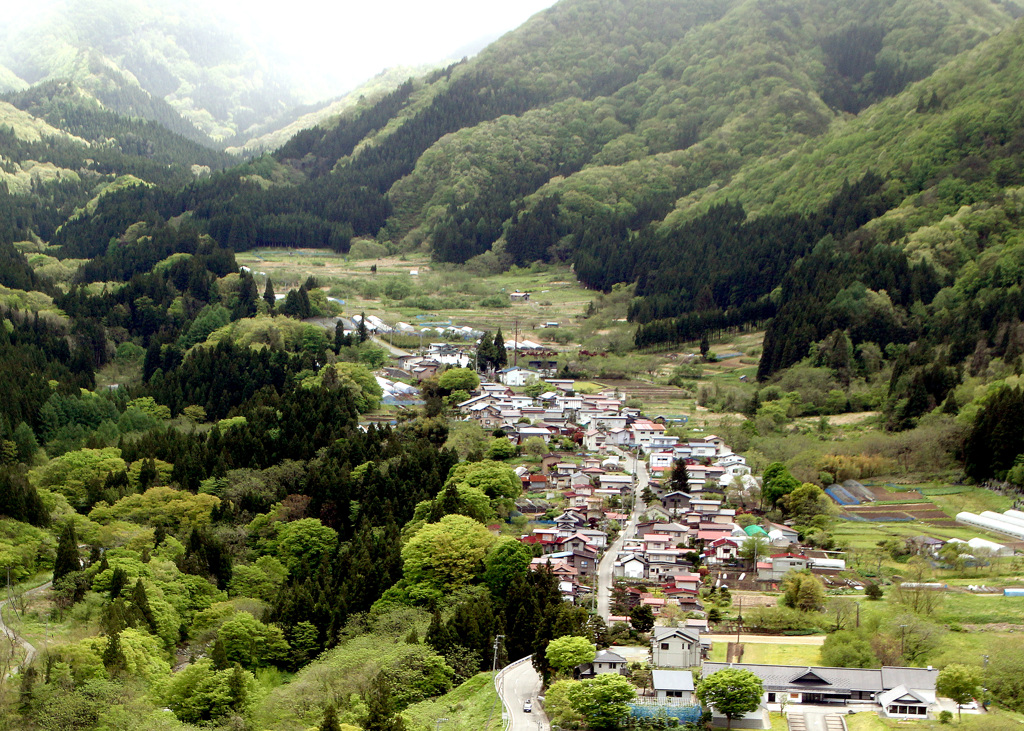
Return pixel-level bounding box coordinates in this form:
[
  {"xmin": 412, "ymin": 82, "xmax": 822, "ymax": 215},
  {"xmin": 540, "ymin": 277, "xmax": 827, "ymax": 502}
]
[{"xmin": 696, "ymin": 668, "xmax": 764, "ymax": 730}]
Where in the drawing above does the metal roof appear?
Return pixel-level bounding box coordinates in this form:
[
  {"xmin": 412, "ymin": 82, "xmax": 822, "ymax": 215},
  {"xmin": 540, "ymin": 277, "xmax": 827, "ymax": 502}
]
[{"xmin": 652, "ymin": 670, "xmax": 695, "ymax": 692}]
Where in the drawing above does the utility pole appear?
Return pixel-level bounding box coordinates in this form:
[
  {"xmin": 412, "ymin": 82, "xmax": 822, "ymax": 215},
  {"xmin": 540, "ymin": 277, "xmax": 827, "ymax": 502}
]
[
  {"xmin": 736, "ymin": 595, "xmax": 742, "ymax": 644},
  {"xmin": 484, "ymin": 635, "xmax": 505, "ymax": 731},
  {"xmin": 899, "ymin": 624, "xmax": 908, "ymax": 661},
  {"xmin": 514, "ymin": 318, "xmax": 519, "ymax": 367},
  {"xmin": 491, "ymin": 634, "xmax": 505, "ymax": 673}
]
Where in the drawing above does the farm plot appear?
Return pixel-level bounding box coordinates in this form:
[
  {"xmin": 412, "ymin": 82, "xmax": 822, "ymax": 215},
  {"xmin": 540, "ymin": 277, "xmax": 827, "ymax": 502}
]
[
  {"xmin": 842, "ymin": 502, "xmax": 962, "ymax": 527},
  {"xmin": 866, "ymin": 485, "xmax": 928, "ymax": 502}
]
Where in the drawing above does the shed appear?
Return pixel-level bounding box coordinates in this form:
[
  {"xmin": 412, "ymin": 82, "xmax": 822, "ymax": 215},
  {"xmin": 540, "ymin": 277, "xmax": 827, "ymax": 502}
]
[{"xmin": 652, "ymin": 669, "xmax": 695, "ymax": 705}]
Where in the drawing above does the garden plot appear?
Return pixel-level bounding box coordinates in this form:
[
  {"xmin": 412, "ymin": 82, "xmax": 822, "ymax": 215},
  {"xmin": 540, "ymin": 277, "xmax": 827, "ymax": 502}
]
[{"xmin": 842, "ymin": 502, "xmax": 961, "ymax": 527}]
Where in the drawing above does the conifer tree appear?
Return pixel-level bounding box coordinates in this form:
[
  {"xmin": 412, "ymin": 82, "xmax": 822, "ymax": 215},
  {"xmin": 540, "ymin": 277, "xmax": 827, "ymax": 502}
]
[
  {"xmin": 493, "ymin": 328, "xmax": 508, "ymax": 368},
  {"xmin": 357, "ymin": 312, "xmax": 369, "ymax": 343},
  {"xmin": 129, "ymin": 579, "xmax": 158, "ymax": 633},
  {"xmin": 53, "ymin": 521, "xmax": 80, "ymax": 582},
  {"xmin": 232, "ymin": 270, "xmax": 259, "ymax": 320},
  {"xmin": 102, "ymin": 631, "xmax": 128, "ymax": 676},
  {"xmin": 109, "ymin": 567, "xmax": 128, "ymax": 599},
  {"xmin": 364, "ymin": 671, "xmax": 406, "ymax": 731},
  {"xmin": 319, "ymin": 704, "xmax": 342, "ymax": 731},
  {"xmin": 264, "ymin": 278, "xmax": 276, "ymax": 313},
  {"xmin": 669, "ymin": 459, "xmax": 690, "ymax": 494},
  {"xmin": 211, "ymin": 636, "xmax": 229, "ymax": 671},
  {"xmin": 476, "ymin": 332, "xmax": 496, "ymax": 371}
]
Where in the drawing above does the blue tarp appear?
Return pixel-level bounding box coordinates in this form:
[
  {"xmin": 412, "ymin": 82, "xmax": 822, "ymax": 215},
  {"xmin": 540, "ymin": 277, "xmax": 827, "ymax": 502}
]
[{"xmin": 825, "ymin": 485, "xmax": 860, "ymax": 505}]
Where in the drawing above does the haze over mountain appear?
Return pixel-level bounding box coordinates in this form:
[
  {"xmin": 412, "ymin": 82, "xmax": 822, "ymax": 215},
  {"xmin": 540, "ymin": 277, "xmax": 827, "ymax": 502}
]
[
  {"xmin": 4, "ymin": 0, "xmax": 1024, "ymax": 438},
  {"xmin": 0, "ymin": 0, "xmax": 558, "ymax": 144}
]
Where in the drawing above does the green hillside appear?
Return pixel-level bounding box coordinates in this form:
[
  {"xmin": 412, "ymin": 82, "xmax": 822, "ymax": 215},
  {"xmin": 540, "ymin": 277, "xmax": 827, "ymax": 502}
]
[
  {"xmin": 4, "ymin": 0, "xmax": 1024, "ymax": 449},
  {"xmin": 0, "ymin": 0, "xmax": 307, "ymax": 142}
]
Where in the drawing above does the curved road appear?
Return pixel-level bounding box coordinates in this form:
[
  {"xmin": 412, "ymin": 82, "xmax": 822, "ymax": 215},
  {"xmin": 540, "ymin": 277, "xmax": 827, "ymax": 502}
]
[
  {"xmin": 1, "ymin": 580, "xmax": 51, "ymax": 677},
  {"xmin": 497, "ymin": 657, "xmax": 548, "ymax": 731},
  {"xmin": 596, "ymin": 449, "xmax": 647, "ymax": 621}
]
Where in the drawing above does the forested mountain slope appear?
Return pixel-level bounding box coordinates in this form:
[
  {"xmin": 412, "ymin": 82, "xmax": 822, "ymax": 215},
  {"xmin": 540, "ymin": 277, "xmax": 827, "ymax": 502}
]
[
  {"xmin": 162, "ymin": 0, "xmax": 1019, "ymax": 262},
  {"xmin": 4, "ymin": 0, "xmax": 1024, "ymax": 438},
  {"xmin": 0, "ymin": 0, "xmax": 308, "ymax": 142}
]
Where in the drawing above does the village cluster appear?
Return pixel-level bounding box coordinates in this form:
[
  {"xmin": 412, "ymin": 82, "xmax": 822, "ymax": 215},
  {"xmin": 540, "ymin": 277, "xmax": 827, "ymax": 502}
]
[{"xmin": 442, "ymin": 373, "xmax": 965, "ymax": 727}]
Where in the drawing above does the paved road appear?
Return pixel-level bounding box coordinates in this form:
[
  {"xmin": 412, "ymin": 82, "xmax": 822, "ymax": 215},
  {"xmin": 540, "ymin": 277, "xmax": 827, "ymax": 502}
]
[
  {"xmin": 596, "ymin": 448, "xmax": 647, "ymax": 621},
  {"xmin": 0, "ymin": 580, "xmax": 51, "ymax": 677},
  {"xmin": 498, "ymin": 658, "xmax": 548, "ymax": 731},
  {"xmin": 370, "ymin": 334, "xmax": 413, "ymax": 357}
]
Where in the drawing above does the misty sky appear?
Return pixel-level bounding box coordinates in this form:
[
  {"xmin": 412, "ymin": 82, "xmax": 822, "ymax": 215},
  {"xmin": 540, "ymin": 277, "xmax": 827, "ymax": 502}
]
[
  {"xmin": 1, "ymin": 0, "xmax": 560, "ymax": 96},
  {"xmin": 235, "ymin": 0, "xmax": 560, "ymax": 91}
]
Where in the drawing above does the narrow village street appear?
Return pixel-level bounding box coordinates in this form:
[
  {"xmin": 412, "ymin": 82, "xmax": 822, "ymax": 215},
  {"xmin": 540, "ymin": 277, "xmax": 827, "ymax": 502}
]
[{"xmin": 596, "ymin": 447, "xmax": 647, "ymax": 621}]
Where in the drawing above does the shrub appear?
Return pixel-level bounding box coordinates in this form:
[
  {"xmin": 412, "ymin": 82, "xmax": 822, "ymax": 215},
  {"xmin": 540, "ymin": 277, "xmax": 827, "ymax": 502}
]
[{"xmin": 479, "ymin": 295, "xmax": 510, "ymax": 308}]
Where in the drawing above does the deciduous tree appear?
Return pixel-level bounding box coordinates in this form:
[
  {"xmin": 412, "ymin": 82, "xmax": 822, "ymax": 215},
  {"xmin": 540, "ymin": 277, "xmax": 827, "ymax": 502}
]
[
  {"xmin": 937, "ymin": 664, "xmax": 981, "ymax": 721},
  {"xmin": 545, "ymin": 635, "xmax": 596, "ymax": 676},
  {"xmin": 567, "ymin": 673, "xmax": 636, "ymax": 730},
  {"xmin": 401, "ymin": 514, "xmax": 496, "ymax": 591},
  {"xmin": 696, "ymin": 668, "xmax": 764, "ymax": 730}
]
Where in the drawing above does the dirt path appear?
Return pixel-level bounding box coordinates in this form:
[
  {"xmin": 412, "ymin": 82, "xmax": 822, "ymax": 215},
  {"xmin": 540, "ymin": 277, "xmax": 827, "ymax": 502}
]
[{"xmin": 1, "ymin": 580, "xmax": 51, "ymax": 677}]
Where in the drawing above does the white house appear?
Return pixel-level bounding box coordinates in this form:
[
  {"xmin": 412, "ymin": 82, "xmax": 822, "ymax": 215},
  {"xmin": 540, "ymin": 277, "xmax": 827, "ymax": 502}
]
[
  {"xmin": 499, "ymin": 367, "xmax": 542, "ymax": 387},
  {"xmin": 651, "ymin": 670, "xmax": 695, "ymax": 705},
  {"xmin": 632, "ymin": 420, "xmax": 666, "ymax": 448},
  {"xmin": 586, "ymin": 649, "xmax": 628, "ymax": 676},
  {"xmin": 649, "ymin": 451, "xmax": 676, "ymax": 473},
  {"xmin": 616, "ymin": 552, "xmax": 648, "ymax": 579},
  {"xmin": 651, "ymin": 627, "xmax": 704, "ymax": 667}
]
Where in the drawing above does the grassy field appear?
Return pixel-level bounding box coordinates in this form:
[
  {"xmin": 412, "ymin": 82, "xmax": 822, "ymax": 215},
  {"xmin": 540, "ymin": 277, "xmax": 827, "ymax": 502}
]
[
  {"xmin": 846, "ymin": 708, "xmax": 1024, "ymax": 730},
  {"xmin": 401, "ymin": 671, "xmax": 500, "ymax": 731},
  {"xmin": 708, "ymin": 642, "xmax": 821, "ymax": 666},
  {"xmin": 235, "ymin": 249, "xmax": 597, "ymax": 337},
  {"xmin": 833, "ymin": 518, "xmax": 990, "ymax": 551},
  {"xmin": 927, "ymin": 488, "xmax": 1015, "ymax": 517}
]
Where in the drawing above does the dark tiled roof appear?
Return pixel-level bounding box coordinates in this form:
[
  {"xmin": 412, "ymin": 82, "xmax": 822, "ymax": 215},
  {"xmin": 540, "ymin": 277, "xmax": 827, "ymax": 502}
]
[{"xmin": 702, "ymin": 663, "xmax": 938, "ymax": 694}]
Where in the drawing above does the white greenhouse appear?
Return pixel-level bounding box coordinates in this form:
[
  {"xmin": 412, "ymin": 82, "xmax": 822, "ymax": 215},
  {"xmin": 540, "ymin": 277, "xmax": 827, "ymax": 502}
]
[{"xmin": 955, "ymin": 512, "xmax": 1024, "ymax": 541}]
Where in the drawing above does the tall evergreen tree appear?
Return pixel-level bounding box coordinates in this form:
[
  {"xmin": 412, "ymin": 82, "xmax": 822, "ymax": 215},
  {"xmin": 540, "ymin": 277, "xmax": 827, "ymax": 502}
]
[
  {"xmin": 319, "ymin": 704, "xmax": 342, "ymax": 731},
  {"xmin": 493, "ymin": 328, "xmax": 508, "ymax": 368},
  {"xmin": 357, "ymin": 312, "xmax": 369, "ymax": 343},
  {"xmin": 53, "ymin": 521, "xmax": 80, "ymax": 581},
  {"xmin": 476, "ymin": 332, "xmax": 496, "ymax": 372},
  {"xmin": 102, "ymin": 631, "xmax": 128, "ymax": 676},
  {"xmin": 364, "ymin": 671, "xmax": 407, "ymax": 731},
  {"xmin": 669, "ymin": 459, "xmax": 691, "ymax": 494},
  {"xmin": 263, "ymin": 278, "xmax": 276, "ymax": 313},
  {"xmin": 232, "ymin": 270, "xmax": 259, "ymax": 321}
]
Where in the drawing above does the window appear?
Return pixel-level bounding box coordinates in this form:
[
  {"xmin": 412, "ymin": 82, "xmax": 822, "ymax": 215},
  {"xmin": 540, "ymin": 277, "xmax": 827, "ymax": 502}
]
[
  {"xmin": 767, "ymin": 693, "xmax": 777, "ymax": 703},
  {"xmin": 661, "ymin": 643, "xmax": 670, "ymax": 650}
]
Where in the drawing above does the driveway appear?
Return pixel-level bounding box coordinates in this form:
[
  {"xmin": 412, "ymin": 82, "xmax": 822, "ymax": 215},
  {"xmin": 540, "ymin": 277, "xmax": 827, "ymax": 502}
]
[
  {"xmin": 787, "ymin": 707, "xmax": 847, "ymax": 731},
  {"xmin": 497, "ymin": 658, "xmax": 548, "ymax": 731}
]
